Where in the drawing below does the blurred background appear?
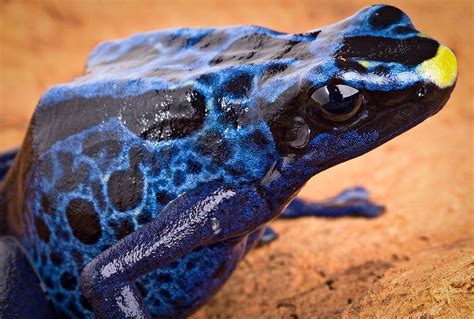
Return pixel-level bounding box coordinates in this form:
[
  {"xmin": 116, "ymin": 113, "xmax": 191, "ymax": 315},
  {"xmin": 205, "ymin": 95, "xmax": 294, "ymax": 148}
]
[{"xmin": 0, "ymin": 1, "xmax": 472, "ymax": 318}]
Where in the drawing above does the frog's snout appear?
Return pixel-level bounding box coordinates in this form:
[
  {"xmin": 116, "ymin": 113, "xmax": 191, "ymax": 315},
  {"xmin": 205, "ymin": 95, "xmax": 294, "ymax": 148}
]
[{"xmin": 416, "ymin": 43, "xmax": 458, "ymax": 89}]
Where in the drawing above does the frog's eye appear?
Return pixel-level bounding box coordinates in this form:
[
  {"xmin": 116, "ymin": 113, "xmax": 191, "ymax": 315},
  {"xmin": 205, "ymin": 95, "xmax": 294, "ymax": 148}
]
[{"xmin": 310, "ymin": 84, "xmax": 362, "ymax": 121}]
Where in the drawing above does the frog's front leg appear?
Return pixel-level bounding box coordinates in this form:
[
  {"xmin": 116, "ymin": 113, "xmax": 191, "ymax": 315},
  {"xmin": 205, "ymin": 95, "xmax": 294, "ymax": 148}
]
[
  {"xmin": 80, "ymin": 182, "xmax": 273, "ymax": 318},
  {"xmin": 281, "ymin": 187, "xmax": 385, "ymax": 219},
  {"xmin": 0, "ymin": 236, "xmax": 56, "ymax": 318}
]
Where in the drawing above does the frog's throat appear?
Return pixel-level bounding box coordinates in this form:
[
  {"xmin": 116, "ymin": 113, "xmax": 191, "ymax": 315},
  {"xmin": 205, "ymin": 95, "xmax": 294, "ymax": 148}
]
[{"xmin": 416, "ymin": 45, "xmax": 457, "ymax": 89}]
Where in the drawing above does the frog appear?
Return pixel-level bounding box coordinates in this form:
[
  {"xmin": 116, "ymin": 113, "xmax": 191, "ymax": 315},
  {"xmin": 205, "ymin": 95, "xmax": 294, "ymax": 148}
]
[{"xmin": 0, "ymin": 4, "xmax": 457, "ymax": 318}]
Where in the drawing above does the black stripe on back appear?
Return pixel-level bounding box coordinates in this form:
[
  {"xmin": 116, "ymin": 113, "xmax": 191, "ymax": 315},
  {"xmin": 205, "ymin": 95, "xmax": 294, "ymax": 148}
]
[
  {"xmin": 33, "ymin": 87, "xmax": 206, "ymax": 155},
  {"xmin": 336, "ymin": 36, "xmax": 439, "ymax": 67}
]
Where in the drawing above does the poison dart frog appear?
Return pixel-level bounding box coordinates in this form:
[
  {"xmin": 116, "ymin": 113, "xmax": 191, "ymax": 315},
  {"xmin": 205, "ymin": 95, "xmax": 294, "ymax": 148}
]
[{"xmin": 0, "ymin": 5, "xmax": 457, "ymax": 318}]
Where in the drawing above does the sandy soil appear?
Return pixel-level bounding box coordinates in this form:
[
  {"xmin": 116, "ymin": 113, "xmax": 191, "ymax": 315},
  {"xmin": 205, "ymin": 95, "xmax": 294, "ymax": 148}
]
[{"xmin": 0, "ymin": 1, "xmax": 472, "ymax": 318}]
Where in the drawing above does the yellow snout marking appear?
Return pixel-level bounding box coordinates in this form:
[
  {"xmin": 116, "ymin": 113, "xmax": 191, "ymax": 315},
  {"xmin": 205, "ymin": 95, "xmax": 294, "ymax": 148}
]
[
  {"xmin": 358, "ymin": 60, "xmax": 371, "ymax": 68},
  {"xmin": 417, "ymin": 45, "xmax": 457, "ymax": 88}
]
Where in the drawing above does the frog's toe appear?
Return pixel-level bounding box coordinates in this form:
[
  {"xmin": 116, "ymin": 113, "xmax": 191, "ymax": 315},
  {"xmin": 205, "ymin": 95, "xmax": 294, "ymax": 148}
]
[
  {"xmin": 281, "ymin": 187, "xmax": 385, "ymax": 219},
  {"xmin": 256, "ymin": 227, "xmax": 279, "ymax": 247},
  {"xmin": 334, "ymin": 186, "xmax": 370, "ymax": 203}
]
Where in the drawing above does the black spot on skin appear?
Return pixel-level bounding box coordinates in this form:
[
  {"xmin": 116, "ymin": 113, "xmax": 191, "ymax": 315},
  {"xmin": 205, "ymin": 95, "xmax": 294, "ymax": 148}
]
[
  {"xmin": 210, "ymin": 56, "xmax": 223, "ymax": 65},
  {"xmin": 60, "ymin": 272, "xmax": 77, "ymax": 290},
  {"xmin": 157, "ymin": 273, "xmax": 173, "ymax": 283},
  {"xmin": 260, "ymin": 63, "xmax": 288, "ymax": 82},
  {"xmin": 222, "ymin": 73, "xmax": 253, "ymax": 98},
  {"xmin": 186, "ymin": 158, "xmax": 202, "ymax": 174},
  {"xmin": 58, "ymin": 152, "xmax": 74, "ymax": 173},
  {"xmin": 66, "ymin": 199, "xmax": 102, "ymax": 245},
  {"xmin": 72, "ymin": 249, "xmax": 84, "ymax": 269},
  {"xmin": 136, "ymin": 282, "xmax": 148, "ymax": 297},
  {"xmin": 212, "ymin": 262, "xmax": 227, "ymax": 279},
  {"xmin": 198, "ymin": 32, "xmax": 229, "ymax": 51},
  {"xmin": 173, "ymin": 169, "xmax": 186, "ymax": 186},
  {"xmin": 159, "ymin": 289, "xmax": 172, "ymax": 300},
  {"xmin": 197, "ymin": 73, "xmax": 218, "ymax": 87},
  {"xmin": 225, "ymin": 163, "xmax": 244, "ymax": 177},
  {"xmin": 393, "ymin": 25, "xmax": 417, "ymax": 35},
  {"xmin": 35, "ymin": 217, "xmax": 50, "ymax": 243},
  {"xmin": 139, "ymin": 89, "xmax": 206, "ymax": 142},
  {"xmin": 56, "ymin": 162, "xmax": 91, "ymax": 192},
  {"xmin": 67, "ymin": 299, "xmax": 85, "ymax": 319},
  {"xmin": 156, "ymin": 191, "xmax": 172, "ymax": 206},
  {"xmin": 153, "ymin": 299, "xmax": 162, "ymax": 307},
  {"xmin": 50, "ymin": 251, "xmax": 63, "ymax": 266},
  {"xmin": 337, "ymin": 36, "xmax": 439, "ymax": 67},
  {"xmin": 41, "ymin": 194, "xmax": 54, "ymax": 216},
  {"xmin": 197, "ymin": 131, "xmax": 232, "ymax": 164},
  {"xmin": 107, "ymin": 169, "xmax": 144, "ymax": 212},
  {"xmin": 38, "ymin": 157, "xmax": 54, "ymax": 179},
  {"xmin": 369, "ymin": 5, "xmax": 404, "ymax": 29},
  {"xmin": 83, "ymin": 140, "xmax": 121, "ymax": 159},
  {"xmin": 212, "ymin": 32, "xmax": 287, "ymax": 65},
  {"xmin": 373, "ymin": 64, "xmax": 391, "ymax": 75},
  {"xmin": 57, "ymin": 229, "xmax": 70, "ymax": 241},
  {"xmin": 185, "ymin": 260, "xmax": 196, "ymax": 270},
  {"xmin": 55, "ymin": 292, "xmax": 65, "ymax": 303},
  {"xmin": 41, "ymin": 253, "xmax": 47, "ymax": 265},
  {"xmin": 109, "ymin": 218, "xmax": 135, "ymax": 240},
  {"xmin": 136, "ymin": 209, "xmax": 152, "ymax": 225},
  {"xmin": 248, "ymin": 130, "xmax": 271, "ymax": 148},
  {"xmin": 273, "ymin": 40, "xmax": 298, "ymax": 60},
  {"xmin": 129, "ymin": 145, "xmax": 152, "ymax": 169},
  {"xmin": 80, "ymin": 296, "xmax": 93, "ymax": 311},
  {"xmin": 150, "ymin": 153, "xmax": 163, "ymax": 176},
  {"xmin": 43, "ymin": 276, "xmax": 53, "ymax": 288},
  {"xmin": 100, "ymin": 244, "xmax": 112, "ymax": 252},
  {"xmin": 183, "ymin": 30, "xmax": 213, "ymax": 48}
]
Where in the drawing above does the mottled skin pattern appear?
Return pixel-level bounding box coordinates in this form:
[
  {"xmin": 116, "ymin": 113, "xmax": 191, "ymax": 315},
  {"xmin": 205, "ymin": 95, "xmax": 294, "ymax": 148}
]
[{"xmin": 0, "ymin": 5, "xmax": 457, "ymax": 319}]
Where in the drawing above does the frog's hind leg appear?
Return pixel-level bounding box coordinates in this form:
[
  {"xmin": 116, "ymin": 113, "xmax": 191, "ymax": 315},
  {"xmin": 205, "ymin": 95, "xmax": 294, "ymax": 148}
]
[
  {"xmin": 0, "ymin": 148, "xmax": 17, "ymax": 181},
  {"xmin": 0, "ymin": 236, "xmax": 57, "ymax": 318},
  {"xmin": 281, "ymin": 187, "xmax": 385, "ymax": 219}
]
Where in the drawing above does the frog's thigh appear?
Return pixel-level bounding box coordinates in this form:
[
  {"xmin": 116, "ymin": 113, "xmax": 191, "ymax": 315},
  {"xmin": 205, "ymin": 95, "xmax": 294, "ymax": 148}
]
[
  {"xmin": 139, "ymin": 238, "xmax": 247, "ymax": 318},
  {"xmin": 0, "ymin": 236, "xmax": 56, "ymax": 318}
]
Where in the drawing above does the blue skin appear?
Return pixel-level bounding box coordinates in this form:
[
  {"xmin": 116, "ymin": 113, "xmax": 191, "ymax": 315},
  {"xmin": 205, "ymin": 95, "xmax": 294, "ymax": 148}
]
[{"xmin": 0, "ymin": 5, "xmax": 456, "ymax": 318}]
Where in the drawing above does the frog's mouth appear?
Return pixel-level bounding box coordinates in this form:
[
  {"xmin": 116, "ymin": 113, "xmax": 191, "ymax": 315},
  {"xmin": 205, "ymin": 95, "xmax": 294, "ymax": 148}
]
[{"xmin": 356, "ymin": 81, "xmax": 455, "ymax": 148}]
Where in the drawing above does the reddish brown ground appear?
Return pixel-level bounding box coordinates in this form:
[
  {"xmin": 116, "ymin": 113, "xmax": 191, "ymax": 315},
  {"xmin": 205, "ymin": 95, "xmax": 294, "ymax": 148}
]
[{"xmin": 0, "ymin": 1, "xmax": 472, "ymax": 318}]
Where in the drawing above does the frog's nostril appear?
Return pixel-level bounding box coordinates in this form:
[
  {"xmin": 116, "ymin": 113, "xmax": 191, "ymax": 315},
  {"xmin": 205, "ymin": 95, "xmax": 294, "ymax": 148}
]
[
  {"xmin": 416, "ymin": 45, "xmax": 458, "ymax": 89},
  {"xmin": 369, "ymin": 5, "xmax": 404, "ymax": 29},
  {"xmin": 417, "ymin": 85, "xmax": 427, "ymax": 98}
]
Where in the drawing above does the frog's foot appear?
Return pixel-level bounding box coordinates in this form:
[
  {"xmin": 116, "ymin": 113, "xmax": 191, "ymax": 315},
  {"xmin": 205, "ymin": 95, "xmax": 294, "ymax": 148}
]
[
  {"xmin": 281, "ymin": 187, "xmax": 385, "ymax": 219},
  {"xmin": 0, "ymin": 236, "xmax": 57, "ymax": 318}
]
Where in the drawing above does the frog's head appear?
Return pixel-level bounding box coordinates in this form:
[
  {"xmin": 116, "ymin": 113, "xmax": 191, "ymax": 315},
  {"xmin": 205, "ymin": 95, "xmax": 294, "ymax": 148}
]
[{"xmin": 267, "ymin": 5, "xmax": 457, "ymax": 175}]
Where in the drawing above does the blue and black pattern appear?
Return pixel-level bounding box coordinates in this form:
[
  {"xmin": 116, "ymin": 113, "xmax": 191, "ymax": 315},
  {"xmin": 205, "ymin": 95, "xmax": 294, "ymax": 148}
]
[{"xmin": 0, "ymin": 5, "xmax": 457, "ymax": 318}]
